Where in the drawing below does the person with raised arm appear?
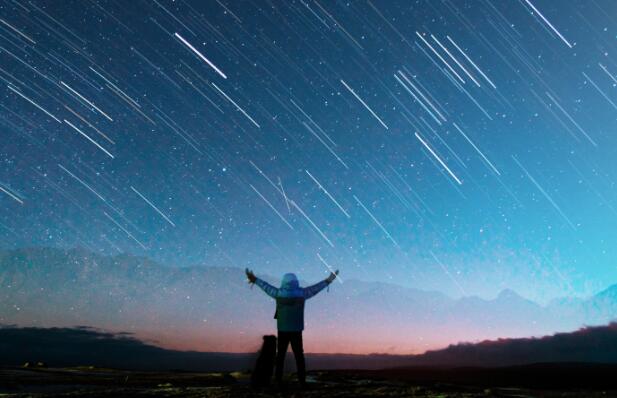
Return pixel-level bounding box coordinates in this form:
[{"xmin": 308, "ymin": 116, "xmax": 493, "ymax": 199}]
[{"xmin": 245, "ymin": 268, "xmax": 339, "ymax": 388}]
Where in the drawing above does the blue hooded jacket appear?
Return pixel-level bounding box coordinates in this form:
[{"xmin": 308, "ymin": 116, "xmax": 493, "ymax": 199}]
[{"xmin": 255, "ymin": 273, "xmax": 330, "ymax": 332}]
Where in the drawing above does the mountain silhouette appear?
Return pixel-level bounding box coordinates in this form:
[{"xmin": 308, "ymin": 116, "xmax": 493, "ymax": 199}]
[
  {"xmin": 1, "ymin": 247, "xmax": 616, "ymax": 354},
  {"xmin": 397, "ymin": 322, "xmax": 617, "ymax": 367},
  {"xmin": 0, "ymin": 325, "xmax": 414, "ymax": 371},
  {"xmin": 2, "ymin": 323, "xmax": 617, "ymax": 371}
]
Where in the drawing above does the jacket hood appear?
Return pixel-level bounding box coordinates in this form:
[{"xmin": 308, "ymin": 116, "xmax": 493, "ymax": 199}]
[{"xmin": 280, "ymin": 273, "xmax": 299, "ymax": 289}]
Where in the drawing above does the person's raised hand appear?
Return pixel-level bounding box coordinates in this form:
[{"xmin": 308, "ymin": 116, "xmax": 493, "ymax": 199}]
[
  {"xmin": 326, "ymin": 269, "xmax": 339, "ymax": 283},
  {"xmin": 245, "ymin": 268, "xmax": 257, "ymax": 284}
]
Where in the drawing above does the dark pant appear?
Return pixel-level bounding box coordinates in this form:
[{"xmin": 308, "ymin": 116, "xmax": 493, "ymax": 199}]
[{"xmin": 275, "ymin": 331, "xmax": 305, "ymax": 384}]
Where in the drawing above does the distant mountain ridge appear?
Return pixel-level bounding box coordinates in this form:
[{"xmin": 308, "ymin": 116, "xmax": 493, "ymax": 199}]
[
  {"xmin": 1, "ymin": 247, "xmax": 616, "ymax": 354},
  {"xmin": 399, "ymin": 322, "xmax": 617, "ymax": 367},
  {"xmin": 0, "ymin": 325, "xmax": 416, "ymax": 371},
  {"xmin": 2, "ymin": 323, "xmax": 617, "ymax": 371}
]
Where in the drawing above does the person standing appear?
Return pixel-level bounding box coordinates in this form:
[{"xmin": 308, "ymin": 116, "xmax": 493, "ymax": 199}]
[{"xmin": 245, "ymin": 268, "xmax": 339, "ymax": 387}]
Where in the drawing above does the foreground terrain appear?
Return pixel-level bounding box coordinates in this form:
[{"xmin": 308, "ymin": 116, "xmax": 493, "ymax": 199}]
[{"xmin": 2, "ymin": 365, "xmax": 617, "ymax": 397}]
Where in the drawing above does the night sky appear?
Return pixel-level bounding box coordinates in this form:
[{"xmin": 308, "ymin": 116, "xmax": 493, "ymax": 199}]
[{"xmin": 2, "ymin": 0, "xmax": 617, "ymax": 304}]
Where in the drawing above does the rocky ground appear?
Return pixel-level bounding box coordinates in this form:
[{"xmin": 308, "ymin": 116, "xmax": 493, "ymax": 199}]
[{"xmin": 1, "ymin": 366, "xmax": 616, "ymax": 397}]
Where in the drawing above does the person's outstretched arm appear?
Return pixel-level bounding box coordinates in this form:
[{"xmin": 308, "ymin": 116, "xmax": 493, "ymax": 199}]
[
  {"xmin": 246, "ymin": 268, "xmax": 278, "ymax": 298},
  {"xmin": 304, "ymin": 270, "xmax": 339, "ymax": 299}
]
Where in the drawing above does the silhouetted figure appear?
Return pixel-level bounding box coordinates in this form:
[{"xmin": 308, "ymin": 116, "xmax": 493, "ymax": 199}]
[
  {"xmin": 251, "ymin": 335, "xmax": 277, "ymax": 388},
  {"xmin": 246, "ymin": 268, "xmax": 339, "ymax": 388}
]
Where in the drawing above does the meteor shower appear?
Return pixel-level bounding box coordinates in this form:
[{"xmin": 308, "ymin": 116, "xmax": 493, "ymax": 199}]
[{"xmin": 2, "ymin": 1, "xmax": 617, "ymax": 396}]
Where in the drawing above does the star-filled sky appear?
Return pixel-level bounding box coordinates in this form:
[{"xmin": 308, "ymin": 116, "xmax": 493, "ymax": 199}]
[{"xmin": 2, "ymin": 0, "xmax": 617, "ymax": 303}]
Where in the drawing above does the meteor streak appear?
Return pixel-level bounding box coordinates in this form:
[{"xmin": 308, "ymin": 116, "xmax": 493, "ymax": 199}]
[{"xmin": 415, "ymin": 132, "xmax": 463, "ymax": 185}]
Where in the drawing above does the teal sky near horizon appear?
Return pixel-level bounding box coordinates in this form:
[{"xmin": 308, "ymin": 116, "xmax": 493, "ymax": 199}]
[{"xmin": 2, "ymin": 0, "xmax": 617, "ymax": 304}]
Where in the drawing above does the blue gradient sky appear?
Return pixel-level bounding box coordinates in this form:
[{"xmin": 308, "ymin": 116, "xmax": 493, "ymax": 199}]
[{"xmin": 2, "ymin": 0, "xmax": 617, "ymax": 303}]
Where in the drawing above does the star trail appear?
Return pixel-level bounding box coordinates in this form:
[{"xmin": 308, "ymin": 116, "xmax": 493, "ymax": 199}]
[{"xmin": 2, "ymin": 0, "xmax": 617, "ymax": 303}]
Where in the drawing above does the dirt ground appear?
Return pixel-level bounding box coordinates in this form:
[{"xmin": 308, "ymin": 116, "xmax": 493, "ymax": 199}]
[{"xmin": 1, "ymin": 366, "xmax": 616, "ymax": 397}]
